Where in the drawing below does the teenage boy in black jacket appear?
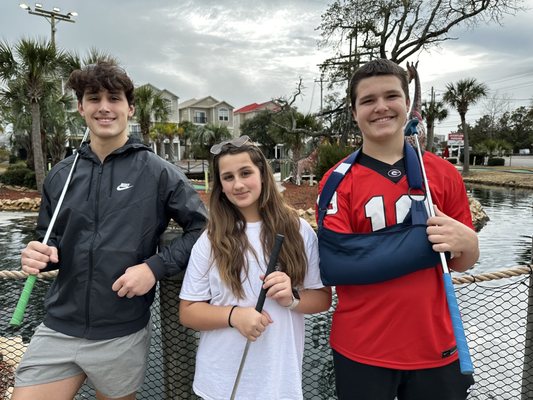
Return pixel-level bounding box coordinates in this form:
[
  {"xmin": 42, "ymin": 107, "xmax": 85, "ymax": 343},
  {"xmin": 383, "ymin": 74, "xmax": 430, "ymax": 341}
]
[{"xmin": 13, "ymin": 61, "xmax": 208, "ymax": 400}]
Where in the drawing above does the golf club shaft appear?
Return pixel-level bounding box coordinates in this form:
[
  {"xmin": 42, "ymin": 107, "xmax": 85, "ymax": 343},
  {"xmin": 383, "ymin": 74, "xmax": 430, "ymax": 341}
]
[
  {"xmin": 10, "ymin": 128, "xmax": 90, "ymax": 326},
  {"xmin": 412, "ymin": 133, "xmax": 474, "ymax": 375},
  {"xmin": 230, "ymin": 234, "xmax": 285, "ymax": 399}
]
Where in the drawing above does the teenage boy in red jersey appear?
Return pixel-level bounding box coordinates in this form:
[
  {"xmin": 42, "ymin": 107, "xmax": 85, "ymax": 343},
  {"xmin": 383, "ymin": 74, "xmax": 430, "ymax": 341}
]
[{"xmin": 317, "ymin": 58, "xmax": 479, "ymax": 400}]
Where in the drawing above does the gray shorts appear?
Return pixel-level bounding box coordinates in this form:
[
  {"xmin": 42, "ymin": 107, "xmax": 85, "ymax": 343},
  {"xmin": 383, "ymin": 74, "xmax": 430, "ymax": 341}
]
[{"xmin": 15, "ymin": 322, "xmax": 152, "ymax": 398}]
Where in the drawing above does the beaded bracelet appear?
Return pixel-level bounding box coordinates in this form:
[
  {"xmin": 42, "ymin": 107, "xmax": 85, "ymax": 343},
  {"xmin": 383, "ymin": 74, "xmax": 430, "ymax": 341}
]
[{"xmin": 228, "ymin": 305, "xmax": 237, "ymax": 328}]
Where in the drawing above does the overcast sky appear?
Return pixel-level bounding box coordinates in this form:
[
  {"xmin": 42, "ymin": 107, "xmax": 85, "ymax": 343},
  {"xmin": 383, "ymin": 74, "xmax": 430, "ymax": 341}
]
[{"xmin": 2, "ymin": 0, "xmax": 533, "ymax": 137}]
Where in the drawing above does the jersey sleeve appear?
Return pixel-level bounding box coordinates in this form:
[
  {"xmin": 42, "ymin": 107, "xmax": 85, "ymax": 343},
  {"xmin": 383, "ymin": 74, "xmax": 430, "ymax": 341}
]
[
  {"xmin": 426, "ymin": 154, "xmax": 474, "ymax": 229},
  {"xmin": 316, "ymin": 162, "xmax": 355, "ymax": 233}
]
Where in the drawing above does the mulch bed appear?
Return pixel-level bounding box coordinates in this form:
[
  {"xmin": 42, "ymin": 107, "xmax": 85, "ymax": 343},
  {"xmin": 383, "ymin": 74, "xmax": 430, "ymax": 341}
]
[
  {"xmin": 0, "ymin": 185, "xmax": 41, "ymax": 201},
  {"xmin": 0, "ymin": 182, "xmax": 320, "ymax": 211}
]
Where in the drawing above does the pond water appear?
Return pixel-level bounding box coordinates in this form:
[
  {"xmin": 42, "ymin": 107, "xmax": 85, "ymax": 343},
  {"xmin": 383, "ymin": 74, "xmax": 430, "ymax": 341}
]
[
  {"xmin": 0, "ymin": 212, "xmax": 49, "ymax": 341},
  {"xmin": 466, "ymin": 184, "xmax": 532, "ymax": 273}
]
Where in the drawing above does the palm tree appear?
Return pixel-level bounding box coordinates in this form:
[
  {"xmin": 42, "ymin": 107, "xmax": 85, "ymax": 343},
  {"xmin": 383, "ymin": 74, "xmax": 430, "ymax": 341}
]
[
  {"xmin": 150, "ymin": 122, "xmax": 181, "ymax": 161},
  {"xmin": 443, "ymin": 78, "xmax": 488, "ymax": 175},
  {"xmin": 134, "ymin": 85, "xmax": 170, "ymax": 145},
  {"xmin": 61, "ymin": 48, "xmax": 118, "ymax": 73},
  {"xmin": 42, "ymin": 91, "xmax": 82, "ymax": 165},
  {"xmin": 421, "ymin": 100, "xmax": 448, "ymax": 152},
  {"xmin": 0, "ymin": 38, "xmax": 67, "ymax": 192},
  {"xmin": 0, "ymin": 76, "xmax": 33, "ymax": 162},
  {"xmin": 270, "ymin": 109, "xmax": 322, "ymax": 182},
  {"xmin": 191, "ymin": 123, "xmax": 232, "ymax": 161},
  {"xmin": 177, "ymin": 120, "xmax": 197, "ymax": 159}
]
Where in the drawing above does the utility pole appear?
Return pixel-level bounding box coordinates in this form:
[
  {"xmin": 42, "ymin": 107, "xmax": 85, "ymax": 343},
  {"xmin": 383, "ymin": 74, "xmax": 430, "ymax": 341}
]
[
  {"xmin": 19, "ymin": 3, "xmax": 78, "ymax": 47},
  {"xmin": 314, "ymin": 74, "xmax": 325, "ymax": 114}
]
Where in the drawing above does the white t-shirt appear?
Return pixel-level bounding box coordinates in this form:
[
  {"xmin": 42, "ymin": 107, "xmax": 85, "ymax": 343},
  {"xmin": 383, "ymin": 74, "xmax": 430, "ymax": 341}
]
[{"xmin": 180, "ymin": 218, "xmax": 323, "ymax": 400}]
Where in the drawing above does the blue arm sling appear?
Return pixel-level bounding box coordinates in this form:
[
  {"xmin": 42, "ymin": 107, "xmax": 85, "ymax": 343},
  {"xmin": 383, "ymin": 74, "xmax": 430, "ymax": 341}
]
[{"xmin": 317, "ymin": 142, "xmax": 447, "ymax": 285}]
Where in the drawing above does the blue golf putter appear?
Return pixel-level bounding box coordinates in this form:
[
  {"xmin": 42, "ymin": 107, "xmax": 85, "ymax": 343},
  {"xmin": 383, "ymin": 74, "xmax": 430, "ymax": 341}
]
[{"xmin": 404, "ymin": 118, "xmax": 474, "ymax": 375}]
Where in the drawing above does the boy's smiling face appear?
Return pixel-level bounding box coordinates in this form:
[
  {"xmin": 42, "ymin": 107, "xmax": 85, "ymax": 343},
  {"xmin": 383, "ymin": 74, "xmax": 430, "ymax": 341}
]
[
  {"xmin": 352, "ymin": 75, "xmax": 410, "ymax": 145},
  {"xmin": 78, "ymin": 89, "xmax": 134, "ymax": 143}
]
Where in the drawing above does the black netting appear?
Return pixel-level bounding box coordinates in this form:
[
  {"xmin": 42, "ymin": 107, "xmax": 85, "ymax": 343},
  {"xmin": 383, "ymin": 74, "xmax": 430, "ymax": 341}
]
[
  {"xmin": 2, "ymin": 271, "xmax": 533, "ymax": 399},
  {"xmin": 456, "ymin": 273, "xmax": 533, "ymax": 399}
]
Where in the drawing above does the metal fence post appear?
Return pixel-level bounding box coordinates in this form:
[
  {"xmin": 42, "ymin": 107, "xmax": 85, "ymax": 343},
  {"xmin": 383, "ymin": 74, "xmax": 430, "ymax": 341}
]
[
  {"xmin": 159, "ymin": 231, "xmax": 199, "ymax": 399},
  {"xmin": 521, "ymin": 235, "xmax": 533, "ymax": 400}
]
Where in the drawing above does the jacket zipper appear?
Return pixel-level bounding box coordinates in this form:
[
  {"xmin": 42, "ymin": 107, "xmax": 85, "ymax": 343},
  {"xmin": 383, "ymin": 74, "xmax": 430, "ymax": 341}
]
[{"xmin": 85, "ymin": 162, "xmax": 103, "ymax": 335}]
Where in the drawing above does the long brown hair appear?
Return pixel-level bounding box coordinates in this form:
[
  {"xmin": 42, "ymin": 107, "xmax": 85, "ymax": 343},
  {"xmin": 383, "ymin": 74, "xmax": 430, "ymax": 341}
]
[{"xmin": 208, "ymin": 143, "xmax": 307, "ymax": 298}]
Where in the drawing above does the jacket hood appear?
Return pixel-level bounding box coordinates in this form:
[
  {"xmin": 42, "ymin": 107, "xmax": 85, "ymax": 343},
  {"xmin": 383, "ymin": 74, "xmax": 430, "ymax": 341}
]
[{"xmin": 78, "ymin": 136, "xmax": 153, "ymax": 163}]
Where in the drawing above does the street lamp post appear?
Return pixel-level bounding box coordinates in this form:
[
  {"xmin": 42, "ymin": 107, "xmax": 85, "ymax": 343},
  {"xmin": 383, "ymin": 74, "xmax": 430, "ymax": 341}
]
[{"xmin": 19, "ymin": 3, "xmax": 78, "ymax": 47}]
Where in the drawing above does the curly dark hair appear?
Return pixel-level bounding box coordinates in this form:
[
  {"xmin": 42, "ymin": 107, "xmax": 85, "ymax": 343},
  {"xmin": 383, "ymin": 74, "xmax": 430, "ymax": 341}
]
[{"xmin": 66, "ymin": 61, "xmax": 135, "ymax": 105}]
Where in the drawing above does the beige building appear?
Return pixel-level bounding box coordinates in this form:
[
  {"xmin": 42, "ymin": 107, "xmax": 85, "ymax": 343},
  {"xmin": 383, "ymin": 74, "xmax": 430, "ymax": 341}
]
[{"xmin": 178, "ymin": 96, "xmax": 234, "ymax": 135}]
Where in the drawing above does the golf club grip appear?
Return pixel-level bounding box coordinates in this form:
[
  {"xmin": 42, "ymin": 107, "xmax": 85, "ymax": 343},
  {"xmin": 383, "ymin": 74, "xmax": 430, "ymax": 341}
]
[
  {"xmin": 254, "ymin": 234, "xmax": 284, "ymax": 313},
  {"xmin": 443, "ymin": 273, "xmax": 474, "ymax": 374},
  {"xmin": 10, "ymin": 274, "xmax": 37, "ymax": 326}
]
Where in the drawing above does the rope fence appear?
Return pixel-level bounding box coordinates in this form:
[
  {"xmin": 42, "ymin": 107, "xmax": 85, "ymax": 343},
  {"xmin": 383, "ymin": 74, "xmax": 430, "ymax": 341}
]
[{"xmin": 1, "ymin": 260, "xmax": 533, "ymax": 399}]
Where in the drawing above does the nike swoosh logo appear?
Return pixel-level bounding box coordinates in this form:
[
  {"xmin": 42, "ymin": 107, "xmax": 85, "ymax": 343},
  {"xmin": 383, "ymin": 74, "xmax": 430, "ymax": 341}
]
[{"xmin": 116, "ymin": 183, "xmax": 133, "ymax": 191}]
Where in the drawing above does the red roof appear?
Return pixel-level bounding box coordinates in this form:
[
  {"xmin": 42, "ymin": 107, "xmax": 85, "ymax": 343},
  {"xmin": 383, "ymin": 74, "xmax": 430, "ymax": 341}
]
[
  {"xmin": 234, "ymin": 103, "xmax": 260, "ymax": 113},
  {"xmin": 234, "ymin": 101, "xmax": 280, "ymax": 114}
]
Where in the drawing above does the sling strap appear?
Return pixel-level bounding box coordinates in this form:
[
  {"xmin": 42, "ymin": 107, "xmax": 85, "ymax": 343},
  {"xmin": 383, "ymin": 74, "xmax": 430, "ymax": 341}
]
[{"xmin": 317, "ymin": 142, "xmax": 447, "ymax": 286}]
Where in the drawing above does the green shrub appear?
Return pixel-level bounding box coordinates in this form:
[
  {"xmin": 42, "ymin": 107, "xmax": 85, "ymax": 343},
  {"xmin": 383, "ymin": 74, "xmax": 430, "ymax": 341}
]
[
  {"xmin": 0, "ymin": 148, "xmax": 9, "ymax": 163},
  {"xmin": 471, "ymin": 152, "xmax": 486, "ymax": 165},
  {"xmin": 0, "ymin": 163, "xmax": 36, "ymax": 189},
  {"xmin": 487, "ymin": 157, "xmax": 505, "ymax": 166},
  {"xmin": 315, "ymin": 143, "xmax": 355, "ymax": 181}
]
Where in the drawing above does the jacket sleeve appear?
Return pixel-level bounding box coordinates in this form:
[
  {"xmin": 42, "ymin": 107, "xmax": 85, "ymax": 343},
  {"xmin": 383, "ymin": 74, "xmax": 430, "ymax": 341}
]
[{"xmin": 145, "ymin": 167, "xmax": 208, "ymax": 280}]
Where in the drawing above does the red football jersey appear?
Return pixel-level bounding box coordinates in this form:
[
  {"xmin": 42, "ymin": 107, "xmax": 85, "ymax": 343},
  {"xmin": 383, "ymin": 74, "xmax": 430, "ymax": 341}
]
[{"xmin": 318, "ymin": 151, "xmax": 474, "ymax": 369}]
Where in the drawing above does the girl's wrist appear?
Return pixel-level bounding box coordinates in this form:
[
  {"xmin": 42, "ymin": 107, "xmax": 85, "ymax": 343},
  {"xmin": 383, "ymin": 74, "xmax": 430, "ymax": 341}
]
[
  {"xmin": 228, "ymin": 305, "xmax": 238, "ymax": 328},
  {"xmin": 284, "ymin": 288, "xmax": 300, "ymax": 310}
]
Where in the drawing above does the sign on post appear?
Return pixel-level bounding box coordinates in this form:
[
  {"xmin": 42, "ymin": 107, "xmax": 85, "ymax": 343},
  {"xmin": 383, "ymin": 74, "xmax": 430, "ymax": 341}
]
[{"xmin": 448, "ymin": 132, "xmax": 464, "ymax": 146}]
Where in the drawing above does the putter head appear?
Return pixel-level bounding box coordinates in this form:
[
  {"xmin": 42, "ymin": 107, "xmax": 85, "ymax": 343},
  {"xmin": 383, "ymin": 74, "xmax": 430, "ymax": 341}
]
[{"xmin": 404, "ymin": 118, "xmax": 419, "ymax": 137}]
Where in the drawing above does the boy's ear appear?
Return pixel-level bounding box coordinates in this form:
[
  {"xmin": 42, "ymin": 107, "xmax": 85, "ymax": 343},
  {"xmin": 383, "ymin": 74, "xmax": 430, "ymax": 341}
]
[
  {"xmin": 77, "ymin": 101, "xmax": 85, "ymax": 116},
  {"xmin": 128, "ymin": 105, "xmax": 135, "ymax": 118},
  {"xmin": 351, "ymin": 108, "xmax": 358, "ymax": 123}
]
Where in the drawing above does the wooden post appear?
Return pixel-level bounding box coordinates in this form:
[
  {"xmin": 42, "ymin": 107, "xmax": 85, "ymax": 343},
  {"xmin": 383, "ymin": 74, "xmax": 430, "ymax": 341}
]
[
  {"xmin": 159, "ymin": 231, "xmax": 200, "ymax": 399},
  {"xmin": 521, "ymin": 235, "xmax": 533, "ymax": 399}
]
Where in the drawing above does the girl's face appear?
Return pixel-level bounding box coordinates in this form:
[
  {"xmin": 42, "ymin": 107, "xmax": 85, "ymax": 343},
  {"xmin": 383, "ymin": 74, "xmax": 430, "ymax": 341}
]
[{"xmin": 218, "ymin": 151, "xmax": 262, "ymax": 222}]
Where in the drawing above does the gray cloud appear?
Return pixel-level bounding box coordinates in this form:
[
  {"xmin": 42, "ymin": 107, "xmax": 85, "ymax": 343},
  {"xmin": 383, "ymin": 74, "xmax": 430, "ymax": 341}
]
[{"xmin": 2, "ymin": 0, "xmax": 532, "ymax": 131}]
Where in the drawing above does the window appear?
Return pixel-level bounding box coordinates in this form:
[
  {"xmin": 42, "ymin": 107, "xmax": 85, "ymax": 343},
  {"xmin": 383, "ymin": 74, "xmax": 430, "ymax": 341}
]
[
  {"xmin": 218, "ymin": 108, "xmax": 229, "ymax": 121},
  {"xmin": 193, "ymin": 111, "xmax": 207, "ymax": 124},
  {"xmin": 129, "ymin": 123, "xmax": 142, "ymax": 140},
  {"xmin": 163, "ymin": 98, "xmax": 172, "ymax": 113}
]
